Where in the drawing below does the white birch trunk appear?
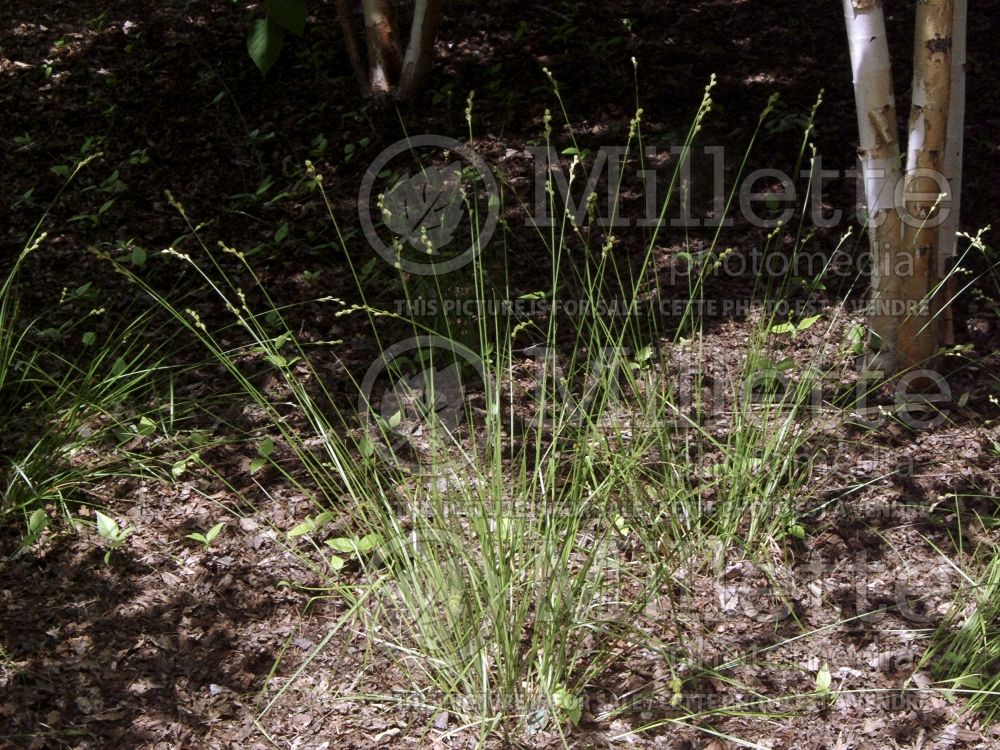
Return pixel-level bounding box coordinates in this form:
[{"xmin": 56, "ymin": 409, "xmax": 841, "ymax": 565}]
[
  {"xmin": 398, "ymin": 0, "xmax": 444, "ymax": 101},
  {"xmin": 898, "ymin": 0, "xmax": 954, "ymax": 368},
  {"xmin": 843, "ymin": 0, "xmax": 904, "ymax": 371},
  {"xmin": 361, "ymin": 0, "xmax": 402, "ymax": 94}
]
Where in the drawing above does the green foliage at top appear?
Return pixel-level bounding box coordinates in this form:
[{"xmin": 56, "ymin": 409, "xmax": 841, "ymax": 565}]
[{"xmin": 248, "ymin": 0, "xmax": 307, "ymax": 74}]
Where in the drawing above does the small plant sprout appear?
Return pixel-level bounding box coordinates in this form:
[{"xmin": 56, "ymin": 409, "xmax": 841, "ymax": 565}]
[
  {"xmin": 22, "ymin": 508, "xmax": 50, "ymax": 548},
  {"xmin": 249, "ymin": 437, "xmax": 275, "ymax": 474},
  {"xmin": 324, "ymin": 532, "xmax": 382, "ymax": 572},
  {"xmin": 815, "ymin": 662, "xmax": 835, "ymax": 706},
  {"xmin": 186, "ymin": 522, "xmax": 225, "ymax": 549},
  {"xmin": 93, "ymin": 510, "xmax": 135, "ymax": 563},
  {"xmin": 551, "ymin": 685, "xmax": 582, "ymax": 726}
]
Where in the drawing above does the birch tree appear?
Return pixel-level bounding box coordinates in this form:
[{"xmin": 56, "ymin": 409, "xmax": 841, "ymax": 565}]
[
  {"xmin": 843, "ymin": 0, "xmax": 966, "ymax": 374},
  {"xmin": 251, "ymin": 0, "xmax": 445, "ymax": 102},
  {"xmin": 338, "ymin": 0, "xmax": 445, "ymax": 100}
]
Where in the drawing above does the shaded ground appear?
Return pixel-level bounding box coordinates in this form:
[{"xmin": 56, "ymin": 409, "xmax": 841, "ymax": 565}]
[{"xmin": 1, "ymin": 1, "xmax": 999, "ymax": 748}]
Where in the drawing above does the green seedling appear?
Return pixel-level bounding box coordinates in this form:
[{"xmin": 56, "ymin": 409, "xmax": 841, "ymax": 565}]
[
  {"xmin": 186, "ymin": 522, "xmax": 225, "ymax": 549},
  {"xmin": 249, "ymin": 436, "xmax": 275, "ymax": 474},
  {"xmin": 94, "ymin": 510, "xmax": 135, "ymax": 563},
  {"xmin": 770, "ymin": 314, "xmax": 822, "ymax": 336},
  {"xmin": 551, "ymin": 685, "xmax": 582, "ymax": 726},
  {"xmin": 325, "ymin": 532, "xmax": 382, "ymax": 572},
  {"xmin": 22, "ymin": 508, "xmax": 50, "ymax": 548}
]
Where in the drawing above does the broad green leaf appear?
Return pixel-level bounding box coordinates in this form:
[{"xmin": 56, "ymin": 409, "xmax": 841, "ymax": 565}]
[
  {"xmin": 797, "ymin": 314, "xmax": 821, "ymax": 331},
  {"xmin": 249, "ymin": 457, "xmax": 267, "ymax": 474},
  {"xmin": 774, "ymin": 356, "xmax": 796, "ymax": 371},
  {"xmin": 358, "ymin": 435, "xmax": 375, "ymax": 458},
  {"xmin": 769, "ymin": 321, "xmax": 796, "ymax": 335},
  {"xmin": 110, "ymin": 357, "xmax": 127, "ymax": 377},
  {"xmin": 247, "ymin": 17, "xmax": 284, "ymax": 74},
  {"xmin": 273, "ymin": 222, "xmax": 289, "ymax": 243},
  {"xmin": 328, "ymin": 554, "xmax": 346, "ymax": 571},
  {"xmin": 552, "ymin": 687, "xmax": 581, "ymax": 725},
  {"xmin": 28, "ymin": 509, "xmax": 49, "ymax": 534},
  {"xmin": 258, "ymin": 437, "xmax": 275, "ymax": 457},
  {"xmin": 288, "ymin": 517, "xmax": 316, "ymax": 537},
  {"xmin": 356, "ymin": 533, "xmax": 383, "ymax": 552},
  {"xmin": 846, "ymin": 324, "xmax": 865, "ymax": 355},
  {"xmin": 266, "ymin": 0, "xmax": 306, "ymax": 35},
  {"xmin": 326, "ymin": 537, "xmax": 358, "ymax": 553},
  {"xmin": 131, "ymin": 246, "xmax": 147, "ymax": 265},
  {"xmin": 186, "ymin": 532, "xmax": 208, "ymax": 544},
  {"xmin": 82, "ymin": 331, "xmax": 96, "ymax": 345},
  {"xmin": 816, "ymin": 662, "xmax": 832, "ymax": 692},
  {"xmin": 94, "ymin": 510, "xmax": 119, "ymax": 540},
  {"xmin": 137, "ymin": 416, "xmax": 156, "ymax": 436},
  {"xmin": 205, "ymin": 522, "xmax": 225, "ymax": 543}
]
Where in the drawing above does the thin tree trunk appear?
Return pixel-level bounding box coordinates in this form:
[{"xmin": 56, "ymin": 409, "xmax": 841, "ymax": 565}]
[
  {"xmin": 361, "ymin": 0, "xmax": 403, "ymax": 94},
  {"xmin": 936, "ymin": 0, "xmax": 966, "ymax": 346},
  {"xmin": 398, "ymin": 0, "xmax": 444, "ymax": 101},
  {"xmin": 897, "ymin": 0, "xmax": 954, "ymax": 369},
  {"xmin": 843, "ymin": 0, "xmax": 904, "ymax": 373},
  {"xmin": 336, "ymin": 0, "xmax": 371, "ymax": 97}
]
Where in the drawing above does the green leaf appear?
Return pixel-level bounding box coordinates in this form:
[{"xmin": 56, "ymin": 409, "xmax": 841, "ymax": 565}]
[
  {"xmin": 131, "ymin": 246, "xmax": 147, "ymax": 266},
  {"xmin": 249, "ymin": 457, "xmax": 268, "ymax": 474},
  {"xmin": 205, "ymin": 522, "xmax": 225, "ymax": 543},
  {"xmin": 247, "ymin": 17, "xmax": 285, "ymax": 75},
  {"xmin": 288, "ymin": 517, "xmax": 316, "ymax": 537},
  {"xmin": 769, "ymin": 321, "xmax": 796, "ymax": 335},
  {"xmin": 94, "ymin": 510, "xmax": 119, "ymax": 541},
  {"xmin": 815, "ymin": 662, "xmax": 832, "ymax": 692},
  {"xmin": 552, "ymin": 687, "xmax": 581, "ymax": 725},
  {"xmin": 136, "ymin": 416, "xmax": 156, "ymax": 436},
  {"xmin": 273, "ymin": 222, "xmax": 289, "ymax": 243},
  {"xmin": 846, "ymin": 324, "xmax": 865, "ymax": 355},
  {"xmin": 387, "ymin": 410, "xmax": 402, "ymax": 429},
  {"xmin": 788, "ymin": 523, "xmax": 806, "ymax": 540},
  {"xmin": 110, "ymin": 357, "xmax": 127, "ymax": 377},
  {"xmin": 50, "ymin": 164, "xmax": 70, "ymax": 177},
  {"xmin": 326, "ymin": 537, "xmax": 358, "ymax": 554},
  {"xmin": 265, "ymin": 353, "xmax": 288, "ymax": 367},
  {"xmin": 266, "ymin": 0, "xmax": 307, "ymax": 35},
  {"xmin": 186, "ymin": 532, "xmax": 208, "ymax": 544},
  {"xmin": 328, "ymin": 554, "xmax": 346, "ymax": 571},
  {"xmin": 82, "ymin": 331, "xmax": 96, "ymax": 346},
  {"xmin": 774, "ymin": 356, "xmax": 796, "ymax": 371},
  {"xmin": 258, "ymin": 437, "xmax": 275, "ymax": 457},
  {"xmin": 356, "ymin": 533, "xmax": 383, "ymax": 552},
  {"xmin": 28, "ymin": 509, "xmax": 49, "ymax": 535},
  {"xmin": 171, "ymin": 459, "xmax": 188, "ymax": 478},
  {"xmin": 358, "ymin": 435, "xmax": 375, "ymax": 458},
  {"xmin": 797, "ymin": 314, "xmax": 821, "ymax": 331}
]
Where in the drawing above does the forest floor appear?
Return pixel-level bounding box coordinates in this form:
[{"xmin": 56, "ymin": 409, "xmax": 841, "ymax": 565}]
[{"xmin": 2, "ymin": 1, "xmax": 1000, "ymax": 748}]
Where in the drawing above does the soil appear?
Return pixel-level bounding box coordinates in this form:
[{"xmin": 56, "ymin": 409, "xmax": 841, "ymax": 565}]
[{"xmin": 1, "ymin": 1, "xmax": 999, "ymax": 748}]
